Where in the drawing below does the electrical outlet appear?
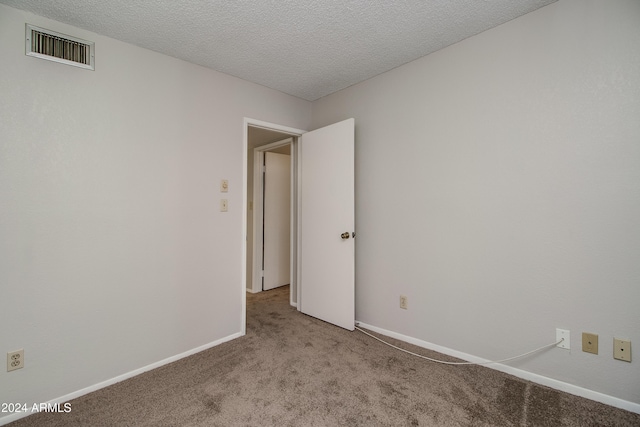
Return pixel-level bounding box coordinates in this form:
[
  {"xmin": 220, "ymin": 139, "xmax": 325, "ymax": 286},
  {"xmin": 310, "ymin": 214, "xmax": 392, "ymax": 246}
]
[
  {"xmin": 556, "ymin": 328, "xmax": 570, "ymax": 350},
  {"xmin": 7, "ymin": 349, "xmax": 24, "ymax": 372},
  {"xmin": 613, "ymin": 338, "xmax": 631, "ymax": 362},
  {"xmin": 582, "ymin": 332, "xmax": 598, "ymax": 354},
  {"xmin": 399, "ymin": 295, "xmax": 408, "ymax": 310},
  {"xmin": 220, "ymin": 199, "xmax": 228, "ymax": 212}
]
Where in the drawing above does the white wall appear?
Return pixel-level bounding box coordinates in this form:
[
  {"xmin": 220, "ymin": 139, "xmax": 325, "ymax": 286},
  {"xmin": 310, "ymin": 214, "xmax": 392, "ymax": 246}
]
[
  {"xmin": 312, "ymin": 0, "xmax": 640, "ymax": 405},
  {"xmin": 0, "ymin": 4, "xmax": 311, "ymax": 422}
]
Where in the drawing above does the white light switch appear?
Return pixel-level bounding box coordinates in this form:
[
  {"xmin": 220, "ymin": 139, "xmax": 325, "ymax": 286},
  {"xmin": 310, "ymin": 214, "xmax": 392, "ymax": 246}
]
[{"xmin": 220, "ymin": 179, "xmax": 229, "ymax": 193}]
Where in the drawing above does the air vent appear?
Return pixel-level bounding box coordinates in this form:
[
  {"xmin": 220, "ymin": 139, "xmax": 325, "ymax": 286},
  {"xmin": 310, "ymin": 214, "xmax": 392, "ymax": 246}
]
[{"xmin": 26, "ymin": 24, "xmax": 94, "ymax": 70}]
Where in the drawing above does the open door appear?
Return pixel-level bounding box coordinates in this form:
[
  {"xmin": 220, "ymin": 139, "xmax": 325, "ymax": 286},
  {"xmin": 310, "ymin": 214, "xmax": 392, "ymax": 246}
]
[
  {"xmin": 298, "ymin": 118, "xmax": 355, "ymax": 331},
  {"xmin": 262, "ymin": 152, "xmax": 291, "ymax": 290}
]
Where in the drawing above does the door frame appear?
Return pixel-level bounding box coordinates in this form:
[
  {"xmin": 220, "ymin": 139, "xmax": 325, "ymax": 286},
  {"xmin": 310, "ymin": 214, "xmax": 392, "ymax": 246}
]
[
  {"xmin": 252, "ymin": 138, "xmax": 293, "ymax": 294},
  {"xmin": 242, "ymin": 118, "xmax": 306, "ymax": 335}
]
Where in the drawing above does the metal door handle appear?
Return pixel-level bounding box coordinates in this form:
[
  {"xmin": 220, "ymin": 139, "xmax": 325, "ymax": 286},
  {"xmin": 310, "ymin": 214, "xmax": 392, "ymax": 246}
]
[{"xmin": 341, "ymin": 232, "xmax": 350, "ymax": 240}]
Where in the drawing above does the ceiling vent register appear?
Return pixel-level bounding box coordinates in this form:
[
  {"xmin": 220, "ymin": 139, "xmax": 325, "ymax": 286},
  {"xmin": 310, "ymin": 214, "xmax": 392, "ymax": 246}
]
[{"xmin": 26, "ymin": 24, "xmax": 95, "ymax": 70}]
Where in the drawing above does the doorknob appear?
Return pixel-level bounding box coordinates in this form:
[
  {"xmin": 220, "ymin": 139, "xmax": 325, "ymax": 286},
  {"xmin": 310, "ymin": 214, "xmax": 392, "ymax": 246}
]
[{"xmin": 341, "ymin": 232, "xmax": 350, "ymax": 240}]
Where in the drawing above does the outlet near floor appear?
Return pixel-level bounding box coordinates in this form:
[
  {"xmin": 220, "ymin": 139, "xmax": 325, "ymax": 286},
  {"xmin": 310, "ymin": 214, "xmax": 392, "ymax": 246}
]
[
  {"xmin": 582, "ymin": 333, "xmax": 598, "ymax": 355},
  {"xmin": 613, "ymin": 338, "xmax": 631, "ymax": 362},
  {"xmin": 399, "ymin": 295, "xmax": 408, "ymax": 310},
  {"xmin": 556, "ymin": 329, "xmax": 570, "ymax": 350},
  {"xmin": 7, "ymin": 349, "xmax": 24, "ymax": 372}
]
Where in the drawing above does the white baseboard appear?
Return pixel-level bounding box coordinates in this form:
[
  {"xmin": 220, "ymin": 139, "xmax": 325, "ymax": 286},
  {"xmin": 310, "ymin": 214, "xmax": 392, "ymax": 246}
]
[
  {"xmin": 0, "ymin": 332, "xmax": 243, "ymax": 426},
  {"xmin": 355, "ymin": 321, "xmax": 640, "ymax": 415}
]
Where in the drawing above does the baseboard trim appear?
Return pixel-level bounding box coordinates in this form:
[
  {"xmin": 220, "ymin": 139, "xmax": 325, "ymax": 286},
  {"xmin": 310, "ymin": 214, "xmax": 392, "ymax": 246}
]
[
  {"xmin": 0, "ymin": 332, "xmax": 243, "ymax": 426},
  {"xmin": 355, "ymin": 321, "xmax": 640, "ymax": 415}
]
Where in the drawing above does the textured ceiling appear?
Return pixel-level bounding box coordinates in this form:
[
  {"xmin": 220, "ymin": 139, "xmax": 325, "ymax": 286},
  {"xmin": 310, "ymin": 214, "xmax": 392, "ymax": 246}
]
[{"xmin": 1, "ymin": 0, "xmax": 556, "ymax": 101}]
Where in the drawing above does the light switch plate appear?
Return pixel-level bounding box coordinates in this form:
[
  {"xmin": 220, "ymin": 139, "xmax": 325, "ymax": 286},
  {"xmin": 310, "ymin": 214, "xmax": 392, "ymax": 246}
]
[{"xmin": 220, "ymin": 179, "xmax": 229, "ymax": 193}]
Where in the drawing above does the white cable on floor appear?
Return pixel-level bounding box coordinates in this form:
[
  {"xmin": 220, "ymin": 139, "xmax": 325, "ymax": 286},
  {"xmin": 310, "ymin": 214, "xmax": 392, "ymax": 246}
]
[{"xmin": 355, "ymin": 326, "xmax": 563, "ymax": 366}]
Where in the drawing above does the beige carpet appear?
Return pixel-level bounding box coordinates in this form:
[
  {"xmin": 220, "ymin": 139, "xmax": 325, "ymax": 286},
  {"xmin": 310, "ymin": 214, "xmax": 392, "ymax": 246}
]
[{"xmin": 9, "ymin": 286, "xmax": 640, "ymax": 426}]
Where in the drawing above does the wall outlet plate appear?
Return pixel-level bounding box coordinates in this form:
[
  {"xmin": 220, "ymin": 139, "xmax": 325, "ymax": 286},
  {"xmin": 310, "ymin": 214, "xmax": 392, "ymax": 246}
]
[
  {"xmin": 556, "ymin": 328, "xmax": 570, "ymax": 350},
  {"xmin": 613, "ymin": 338, "xmax": 631, "ymax": 362},
  {"xmin": 582, "ymin": 332, "xmax": 598, "ymax": 354},
  {"xmin": 7, "ymin": 349, "xmax": 24, "ymax": 372},
  {"xmin": 399, "ymin": 295, "xmax": 408, "ymax": 310}
]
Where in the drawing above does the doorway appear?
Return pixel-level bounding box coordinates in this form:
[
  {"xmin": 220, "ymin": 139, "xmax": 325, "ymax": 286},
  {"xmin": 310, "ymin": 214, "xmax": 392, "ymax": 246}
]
[
  {"xmin": 241, "ymin": 117, "xmax": 355, "ymax": 335},
  {"xmin": 242, "ymin": 119, "xmax": 306, "ymax": 334}
]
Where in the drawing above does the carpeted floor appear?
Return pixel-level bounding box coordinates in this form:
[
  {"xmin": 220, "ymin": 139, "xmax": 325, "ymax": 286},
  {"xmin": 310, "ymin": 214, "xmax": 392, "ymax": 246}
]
[{"xmin": 8, "ymin": 286, "xmax": 640, "ymax": 426}]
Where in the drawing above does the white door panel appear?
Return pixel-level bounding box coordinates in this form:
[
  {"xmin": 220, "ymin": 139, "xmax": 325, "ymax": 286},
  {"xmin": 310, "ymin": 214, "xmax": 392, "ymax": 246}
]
[
  {"xmin": 299, "ymin": 118, "xmax": 355, "ymax": 331},
  {"xmin": 263, "ymin": 152, "xmax": 291, "ymax": 291}
]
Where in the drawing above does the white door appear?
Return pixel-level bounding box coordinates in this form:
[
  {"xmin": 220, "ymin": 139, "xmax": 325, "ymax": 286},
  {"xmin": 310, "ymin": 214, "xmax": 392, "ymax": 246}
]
[
  {"xmin": 299, "ymin": 118, "xmax": 355, "ymax": 330},
  {"xmin": 263, "ymin": 152, "xmax": 291, "ymax": 291}
]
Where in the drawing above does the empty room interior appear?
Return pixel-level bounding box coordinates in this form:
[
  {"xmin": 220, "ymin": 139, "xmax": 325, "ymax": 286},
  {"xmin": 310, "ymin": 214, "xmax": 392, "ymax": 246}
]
[{"xmin": 1, "ymin": 0, "xmax": 639, "ymax": 425}]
